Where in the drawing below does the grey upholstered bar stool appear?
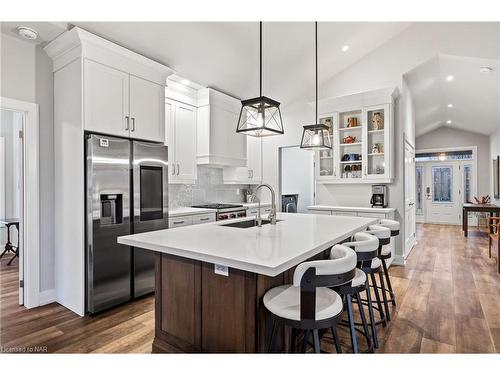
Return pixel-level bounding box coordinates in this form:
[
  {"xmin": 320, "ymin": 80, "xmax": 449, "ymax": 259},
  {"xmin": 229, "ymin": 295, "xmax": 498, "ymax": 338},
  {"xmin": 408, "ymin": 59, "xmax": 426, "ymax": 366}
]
[
  {"xmin": 342, "ymin": 232, "xmax": 381, "ymax": 350},
  {"xmin": 378, "ymin": 219, "xmax": 400, "ymax": 307},
  {"xmin": 263, "ymin": 245, "xmax": 357, "ymax": 353},
  {"xmin": 365, "ymin": 224, "xmax": 392, "ymax": 322}
]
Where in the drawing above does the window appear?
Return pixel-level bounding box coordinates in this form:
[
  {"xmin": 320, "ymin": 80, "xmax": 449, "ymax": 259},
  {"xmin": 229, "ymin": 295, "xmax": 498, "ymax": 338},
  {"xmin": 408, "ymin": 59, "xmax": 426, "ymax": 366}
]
[
  {"xmin": 416, "ymin": 166, "xmax": 424, "ymax": 214},
  {"xmin": 416, "ymin": 150, "xmax": 472, "ymax": 162},
  {"xmin": 432, "ymin": 166, "xmax": 453, "ymax": 203},
  {"xmin": 463, "ymin": 164, "xmax": 472, "ymax": 203}
]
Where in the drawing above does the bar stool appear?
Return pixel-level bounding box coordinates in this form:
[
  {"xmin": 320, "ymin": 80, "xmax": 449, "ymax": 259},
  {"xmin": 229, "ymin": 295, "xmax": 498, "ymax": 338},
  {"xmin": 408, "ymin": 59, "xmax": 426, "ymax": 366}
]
[
  {"xmin": 263, "ymin": 244, "xmax": 357, "ymax": 354},
  {"xmin": 342, "ymin": 232, "xmax": 381, "ymax": 350},
  {"xmin": 365, "ymin": 224, "xmax": 392, "ymax": 322},
  {"xmin": 378, "ymin": 219, "xmax": 400, "ymax": 307}
]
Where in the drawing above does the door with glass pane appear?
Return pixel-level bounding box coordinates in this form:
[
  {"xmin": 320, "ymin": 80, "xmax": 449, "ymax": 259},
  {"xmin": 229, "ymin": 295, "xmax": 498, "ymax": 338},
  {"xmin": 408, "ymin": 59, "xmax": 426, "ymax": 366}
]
[
  {"xmin": 415, "ymin": 164, "xmax": 425, "ymax": 222},
  {"xmin": 424, "ymin": 161, "xmax": 461, "ymax": 224}
]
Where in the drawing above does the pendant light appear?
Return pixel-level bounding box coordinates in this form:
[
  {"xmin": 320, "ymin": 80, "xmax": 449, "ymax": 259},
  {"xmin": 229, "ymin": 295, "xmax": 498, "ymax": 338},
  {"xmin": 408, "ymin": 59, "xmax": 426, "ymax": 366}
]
[
  {"xmin": 300, "ymin": 22, "xmax": 332, "ymax": 149},
  {"xmin": 236, "ymin": 22, "xmax": 284, "ymax": 137}
]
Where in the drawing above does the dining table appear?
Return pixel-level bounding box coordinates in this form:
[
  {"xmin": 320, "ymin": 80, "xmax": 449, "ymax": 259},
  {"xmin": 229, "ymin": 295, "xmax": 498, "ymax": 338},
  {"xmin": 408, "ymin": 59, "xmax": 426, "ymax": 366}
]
[{"xmin": 462, "ymin": 203, "xmax": 500, "ymax": 237}]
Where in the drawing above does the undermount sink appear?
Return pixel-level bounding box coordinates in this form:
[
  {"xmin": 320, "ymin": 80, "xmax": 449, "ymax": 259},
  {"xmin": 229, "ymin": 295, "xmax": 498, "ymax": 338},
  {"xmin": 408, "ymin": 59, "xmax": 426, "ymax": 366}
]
[{"xmin": 220, "ymin": 219, "xmax": 280, "ymax": 228}]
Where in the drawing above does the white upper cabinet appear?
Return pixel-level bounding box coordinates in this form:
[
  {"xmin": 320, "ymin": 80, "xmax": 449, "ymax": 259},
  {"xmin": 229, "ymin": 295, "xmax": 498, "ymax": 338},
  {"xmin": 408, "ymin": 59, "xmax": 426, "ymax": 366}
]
[
  {"xmin": 197, "ymin": 88, "xmax": 247, "ymax": 167},
  {"xmin": 314, "ymin": 88, "xmax": 397, "ymax": 184},
  {"xmin": 84, "ymin": 59, "xmax": 130, "ymax": 138},
  {"xmin": 129, "ymin": 75, "xmax": 165, "ymax": 142},
  {"xmin": 223, "ymin": 136, "xmax": 262, "ymax": 184},
  {"xmin": 166, "ymin": 98, "xmax": 197, "ymax": 184}
]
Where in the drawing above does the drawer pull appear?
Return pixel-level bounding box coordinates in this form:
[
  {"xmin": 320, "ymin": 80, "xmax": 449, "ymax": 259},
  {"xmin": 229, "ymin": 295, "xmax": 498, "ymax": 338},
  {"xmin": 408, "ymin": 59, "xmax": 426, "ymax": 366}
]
[
  {"xmin": 173, "ymin": 221, "xmax": 184, "ymax": 225},
  {"xmin": 199, "ymin": 217, "xmax": 210, "ymax": 221}
]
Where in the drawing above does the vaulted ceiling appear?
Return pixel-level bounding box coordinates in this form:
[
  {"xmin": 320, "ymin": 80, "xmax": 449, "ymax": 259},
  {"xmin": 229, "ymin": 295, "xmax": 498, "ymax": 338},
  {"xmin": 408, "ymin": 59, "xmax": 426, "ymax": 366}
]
[{"xmin": 405, "ymin": 54, "xmax": 500, "ymax": 137}]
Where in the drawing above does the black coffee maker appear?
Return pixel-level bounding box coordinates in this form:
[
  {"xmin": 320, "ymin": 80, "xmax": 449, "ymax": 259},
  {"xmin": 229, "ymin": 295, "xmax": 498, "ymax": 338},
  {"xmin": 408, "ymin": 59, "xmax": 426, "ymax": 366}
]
[{"xmin": 370, "ymin": 185, "xmax": 387, "ymax": 208}]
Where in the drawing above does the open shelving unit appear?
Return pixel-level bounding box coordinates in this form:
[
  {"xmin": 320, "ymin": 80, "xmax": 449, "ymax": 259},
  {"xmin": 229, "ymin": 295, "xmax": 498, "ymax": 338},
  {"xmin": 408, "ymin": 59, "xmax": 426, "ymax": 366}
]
[{"xmin": 314, "ymin": 88, "xmax": 396, "ymax": 184}]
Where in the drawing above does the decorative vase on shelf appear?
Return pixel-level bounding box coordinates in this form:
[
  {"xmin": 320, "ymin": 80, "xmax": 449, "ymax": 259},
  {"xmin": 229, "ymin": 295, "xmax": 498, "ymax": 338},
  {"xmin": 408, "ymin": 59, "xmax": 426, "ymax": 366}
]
[{"xmin": 371, "ymin": 112, "xmax": 384, "ymax": 130}]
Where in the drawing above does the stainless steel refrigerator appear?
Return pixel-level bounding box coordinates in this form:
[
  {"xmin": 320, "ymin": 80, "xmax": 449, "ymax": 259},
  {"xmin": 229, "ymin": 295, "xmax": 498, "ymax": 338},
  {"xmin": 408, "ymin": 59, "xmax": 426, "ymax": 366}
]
[{"xmin": 85, "ymin": 134, "xmax": 168, "ymax": 314}]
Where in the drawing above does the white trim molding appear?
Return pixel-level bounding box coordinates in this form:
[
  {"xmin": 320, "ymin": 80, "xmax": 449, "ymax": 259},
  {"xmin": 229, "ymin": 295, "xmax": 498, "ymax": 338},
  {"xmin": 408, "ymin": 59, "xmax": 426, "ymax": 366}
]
[{"xmin": 0, "ymin": 97, "xmax": 40, "ymax": 309}]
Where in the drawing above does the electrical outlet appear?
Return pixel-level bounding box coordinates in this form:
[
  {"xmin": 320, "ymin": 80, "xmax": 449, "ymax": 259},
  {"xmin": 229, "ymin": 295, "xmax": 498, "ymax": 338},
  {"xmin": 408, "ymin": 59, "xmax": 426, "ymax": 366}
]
[{"xmin": 214, "ymin": 264, "xmax": 229, "ymax": 276}]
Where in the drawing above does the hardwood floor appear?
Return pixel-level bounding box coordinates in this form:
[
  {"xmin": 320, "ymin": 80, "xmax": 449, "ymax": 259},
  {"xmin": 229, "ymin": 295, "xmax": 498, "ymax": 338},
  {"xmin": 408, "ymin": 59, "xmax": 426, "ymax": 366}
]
[{"xmin": 1, "ymin": 223, "xmax": 499, "ymax": 353}]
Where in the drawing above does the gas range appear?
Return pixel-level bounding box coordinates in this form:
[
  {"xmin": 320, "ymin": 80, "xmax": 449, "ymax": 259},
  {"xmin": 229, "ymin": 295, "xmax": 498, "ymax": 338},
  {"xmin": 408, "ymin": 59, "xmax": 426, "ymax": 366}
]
[{"xmin": 191, "ymin": 203, "xmax": 246, "ymax": 221}]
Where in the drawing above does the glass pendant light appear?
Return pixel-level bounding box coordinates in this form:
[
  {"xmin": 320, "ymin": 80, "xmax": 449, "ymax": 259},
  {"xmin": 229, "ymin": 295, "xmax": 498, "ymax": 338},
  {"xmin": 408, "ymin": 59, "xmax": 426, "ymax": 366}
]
[
  {"xmin": 300, "ymin": 22, "xmax": 332, "ymax": 149},
  {"xmin": 236, "ymin": 22, "xmax": 284, "ymax": 137}
]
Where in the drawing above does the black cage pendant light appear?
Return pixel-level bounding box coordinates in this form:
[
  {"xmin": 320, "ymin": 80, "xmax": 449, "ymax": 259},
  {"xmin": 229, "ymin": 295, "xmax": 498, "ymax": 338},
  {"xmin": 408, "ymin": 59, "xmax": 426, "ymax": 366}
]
[
  {"xmin": 300, "ymin": 22, "xmax": 332, "ymax": 149},
  {"xmin": 236, "ymin": 22, "xmax": 284, "ymax": 137}
]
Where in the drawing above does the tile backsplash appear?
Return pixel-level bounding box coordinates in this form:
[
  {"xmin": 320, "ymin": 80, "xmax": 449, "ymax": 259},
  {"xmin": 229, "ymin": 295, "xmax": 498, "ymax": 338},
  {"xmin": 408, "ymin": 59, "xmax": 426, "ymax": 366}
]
[{"xmin": 169, "ymin": 166, "xmax": 250, "ymax": 208}]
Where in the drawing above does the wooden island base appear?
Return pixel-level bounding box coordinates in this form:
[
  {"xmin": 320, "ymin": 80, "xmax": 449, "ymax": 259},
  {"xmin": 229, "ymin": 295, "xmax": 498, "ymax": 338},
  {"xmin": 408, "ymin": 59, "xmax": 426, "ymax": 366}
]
[{"xmin": 152, "ymin": 251, "xmax": 327, "ymax": 353}]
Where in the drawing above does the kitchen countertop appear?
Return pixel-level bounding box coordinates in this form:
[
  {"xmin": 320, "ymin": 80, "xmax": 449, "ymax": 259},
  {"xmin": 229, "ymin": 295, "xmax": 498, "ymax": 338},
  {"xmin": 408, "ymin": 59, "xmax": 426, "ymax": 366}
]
[
  {"xmin": 118, "ymin": 212, "xmax": 377, "ymax": 277},
  {"xmin": 169, "ymin": 207, "xmax": 217, "ymax": 218},
  {"xmin": 308, "ymin": 205, "xmax": 396, "ymax": 213}
]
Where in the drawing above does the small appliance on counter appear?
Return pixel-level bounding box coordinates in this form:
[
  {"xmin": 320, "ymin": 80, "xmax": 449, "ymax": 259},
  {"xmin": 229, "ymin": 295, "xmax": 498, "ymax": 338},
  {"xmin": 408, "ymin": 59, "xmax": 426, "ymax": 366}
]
[
  {"xmin": 370, "ymin": 184, "xmax": 388, "ymax": 208},
  {"xmin": 281, "ymin": 194, "xmax": 298, "ymax": 213}
]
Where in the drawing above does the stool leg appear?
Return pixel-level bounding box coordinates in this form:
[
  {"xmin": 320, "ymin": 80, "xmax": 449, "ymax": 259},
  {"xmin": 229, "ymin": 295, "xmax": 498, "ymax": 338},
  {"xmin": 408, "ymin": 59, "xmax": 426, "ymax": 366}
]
[
  {"xmin": 331, "ymin": 326, "xmax": 342, "ymax": 353},
  {"xmin": 346, "ymin": 294, "xmax": 359, "ymax": 353},
  {"xmin": 370, "ymin": 273, "xmax": 386, "ymax": 327},
  {"xmin": 268, "ymin": 319, "xmax": 278, "ymax": 353},
  {"xmin": 355, "ymin": 292, "xmax": 372, "ymax": 352},
  {"xmin": 312, "ymin": 329, "xmax": 321, "ymax": 354},
  {"xmin": 378, "ymin": 270, "xmax": 391, "ymax": 322},
  {"xmin": 290, "ymin": 328, "xmax": 297, "ymax": 353},
  {"xmin": 301, "ymin": 330, "xmax": 310, "ymax": 353},
  {"xmin": 365, "ymin": 280, "xmax": 379, "ymax": 348},
  {"xmin": 381, "ymin": 258, "xmax": 396, "ymax": 306}
]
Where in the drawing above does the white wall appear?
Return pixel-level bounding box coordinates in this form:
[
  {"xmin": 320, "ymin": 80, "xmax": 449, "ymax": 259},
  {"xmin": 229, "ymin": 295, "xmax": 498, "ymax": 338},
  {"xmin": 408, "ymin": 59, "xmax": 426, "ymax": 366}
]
[
  {"xmin": 0, "ymin": 33, "xmax": 55, "ymax": 293},
  {"xmin": 416, "ymin": 127, "xmax": 491, "ymax": 197}
]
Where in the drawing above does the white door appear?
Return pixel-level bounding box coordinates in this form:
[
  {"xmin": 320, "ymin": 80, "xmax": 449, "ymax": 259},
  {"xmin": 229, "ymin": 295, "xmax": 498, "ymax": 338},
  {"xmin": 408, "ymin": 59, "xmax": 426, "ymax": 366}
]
[
  {"xmin": 84, "ymin": 59, "xmax": 130, "ymax": 137},
  {"xmin": 404, "ymin": 140, "xmax": 416, "ymax": 256},
  {"xmin": 174, "ymin": 102, "xmax": 197, "ymax": 182},
  {"xmin": 129, "ymin": 75, "xmax": 165, "ymax": 142},
  {"xmin": 424, "ymin": 161, "xmax": 461, "ymax": 224}
]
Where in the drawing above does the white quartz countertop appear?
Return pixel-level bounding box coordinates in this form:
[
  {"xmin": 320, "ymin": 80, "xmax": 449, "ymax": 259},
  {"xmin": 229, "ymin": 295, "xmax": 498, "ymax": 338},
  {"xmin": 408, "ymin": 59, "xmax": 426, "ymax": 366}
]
[
  {"xmin": 118, "ymin": 212, "xmax": 377, "ymax": 277},
  {"xmin": 308, "ymin": 205, "xmax": 396, "ymax": 213},
  {"xmin": 169, "ymin": 207, "xmax": 217, "ymax": 218}
]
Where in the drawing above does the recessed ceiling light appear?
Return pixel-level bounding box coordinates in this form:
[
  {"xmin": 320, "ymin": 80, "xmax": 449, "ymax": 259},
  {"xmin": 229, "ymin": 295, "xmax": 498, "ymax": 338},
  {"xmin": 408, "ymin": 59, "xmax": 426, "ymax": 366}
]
[
  {"xmin": 479, "ymin": 66, "xmax": 493, "ymax": 74},
  {"xmin": 181, "ymin": 79, "xmax": 190, "ymax": 85},
  {"xmin": 446, "ymin": 120, "xmax": 452, "ymax": 124},
  {"xmin": 446, "ymin": 75, "xmax": 454, "ymax": 81},
  {"xmin": 16, "ymin": 26, "xmax": 38, "ymax": 41},
  {"xmin": 447, "ymin": 104, "xmax": 453, "ymax": 108},
  {"xmin": 341, "ymin": 45, "xmax": 350, "ymax": 52}
]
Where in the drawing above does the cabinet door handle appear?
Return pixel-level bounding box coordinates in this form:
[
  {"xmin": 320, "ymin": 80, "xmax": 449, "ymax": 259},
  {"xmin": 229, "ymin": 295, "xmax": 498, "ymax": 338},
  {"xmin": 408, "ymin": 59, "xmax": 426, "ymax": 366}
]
[
  {"xmin": 171, "ymin": 163, "xmax": 175, "ymax": 175},
  {"xmin": 176, "ymin": 164, "xmax": 180, "ymax": 175},
  {"xmin": 131, "ymin": 117, "xmax": 136, "ymax": 132},
  {"xmin": 125, "ymin": 116, "xmax": 130, "ymax": 131}
]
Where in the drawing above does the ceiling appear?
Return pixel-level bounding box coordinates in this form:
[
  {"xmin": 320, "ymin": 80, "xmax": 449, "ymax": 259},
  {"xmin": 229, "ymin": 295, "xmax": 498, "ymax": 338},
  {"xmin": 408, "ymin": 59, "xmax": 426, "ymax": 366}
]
[
  {"xmin": 2, "ymin": 21, "xmax": 411, "ymax": 104},
  {"xmin": 405, "ymin": 54, "xmax": 500, "ymax": 137},
  {"xmin": 1, "ymin": 22, "xmax": 67, "ymax": 44}
]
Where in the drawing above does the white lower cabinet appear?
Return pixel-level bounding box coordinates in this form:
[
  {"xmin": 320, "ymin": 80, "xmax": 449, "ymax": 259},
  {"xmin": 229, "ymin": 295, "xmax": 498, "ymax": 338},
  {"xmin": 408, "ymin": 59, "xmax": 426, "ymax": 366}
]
[
  {"xmin": 169, "ymin": 212, "xmax": 216, "ymax": 228},
  {"xmin": 247, "ymin": 205, "xmax": 271, "ymax": 217}
]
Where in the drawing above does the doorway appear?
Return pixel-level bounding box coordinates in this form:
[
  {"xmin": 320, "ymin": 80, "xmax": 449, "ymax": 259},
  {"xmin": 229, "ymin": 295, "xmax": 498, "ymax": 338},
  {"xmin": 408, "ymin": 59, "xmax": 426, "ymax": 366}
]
[
  {"xmin": 0, "ymin": 108, "xmax": 24, "ymax": 305},
  {"xmin": 279, "ymin": 146, "xmax": 314, "ymax": 213},
  {"xmin": 415, "ymin": 147, "xmax": 477, "ymax": 225}
]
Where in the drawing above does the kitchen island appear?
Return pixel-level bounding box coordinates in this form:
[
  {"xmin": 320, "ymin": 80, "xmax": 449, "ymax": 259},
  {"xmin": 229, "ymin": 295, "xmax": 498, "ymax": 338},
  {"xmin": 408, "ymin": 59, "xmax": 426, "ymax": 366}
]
[{"xmin": 118, "ymin": 212, "xmax": 377, "ymax": 353}]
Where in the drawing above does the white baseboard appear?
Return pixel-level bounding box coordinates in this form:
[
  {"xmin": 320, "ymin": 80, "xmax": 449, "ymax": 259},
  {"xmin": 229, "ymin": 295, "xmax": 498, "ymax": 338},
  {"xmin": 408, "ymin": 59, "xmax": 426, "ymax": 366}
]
[{"xmin": 39, "ymin": 288, "xmax": 56, "ymax": 305}]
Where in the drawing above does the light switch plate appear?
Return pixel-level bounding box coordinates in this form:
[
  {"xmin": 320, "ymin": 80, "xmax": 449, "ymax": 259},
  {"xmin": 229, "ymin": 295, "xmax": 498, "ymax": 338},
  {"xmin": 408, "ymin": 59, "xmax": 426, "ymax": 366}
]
[{"xmin": 214, "ymin": 264, "xmax": 229, "ymax": 276}]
